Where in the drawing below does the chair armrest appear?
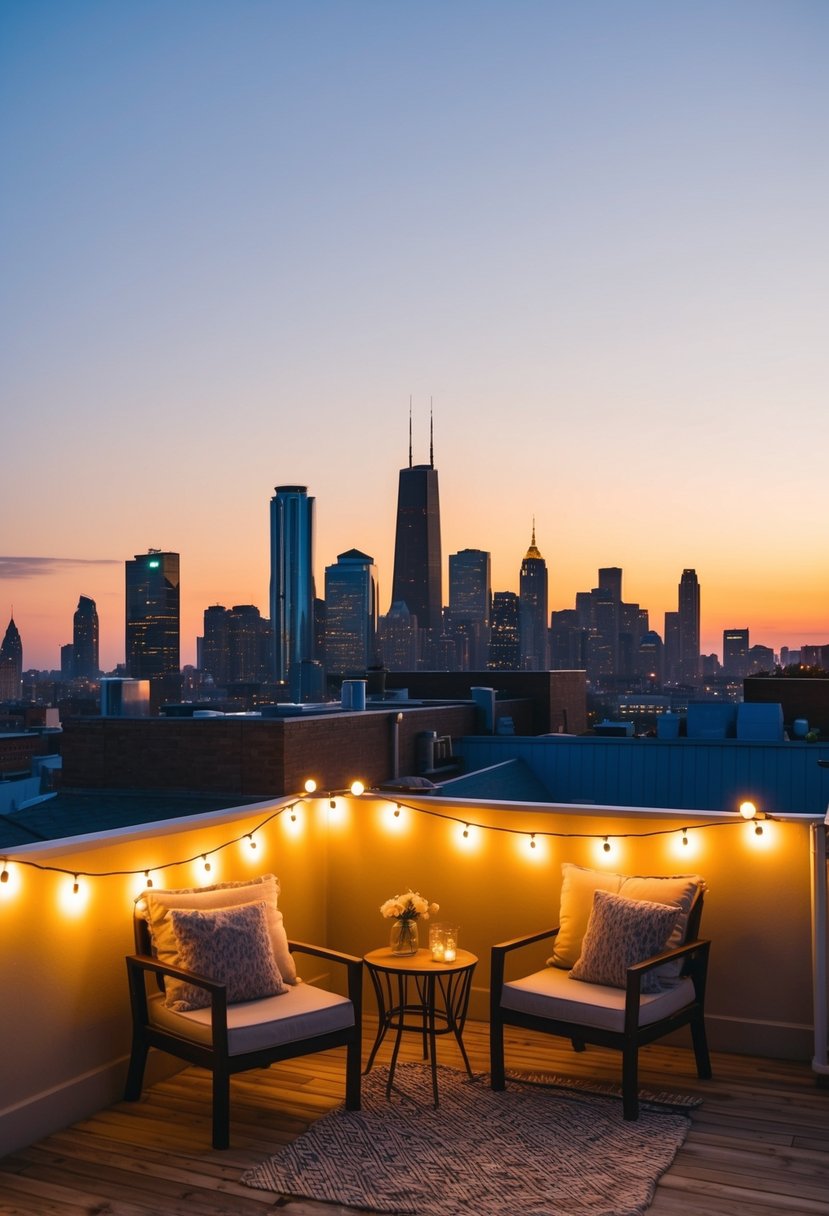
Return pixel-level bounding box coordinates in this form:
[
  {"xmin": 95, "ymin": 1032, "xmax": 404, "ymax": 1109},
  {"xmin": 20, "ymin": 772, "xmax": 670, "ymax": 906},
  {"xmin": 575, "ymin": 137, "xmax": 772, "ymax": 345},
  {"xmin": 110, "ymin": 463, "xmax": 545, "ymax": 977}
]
[
  {"xmin": 623, "ymin": 938, "xmax": 711, "ymax": 1033},
  {"xmin": 125, "ymin": 953, "xmax": 230, "ymax": 1049},
  {"xmin": 126, "ymin": 952, "xmax": 225, "ymax": 993},
  {"xmin": 491, "ymin": 928, "xmax": 560, "ymax": 1013},
  {"xmin": 288, "ymin": 940, "xmax": 362, "ymax": 967},
  {"xmin": 287, "ymin": 941, "xmax": 363, "ymax": 1014},
  {"xmin": 492, "ymin": 926, "xmax": 560, "ymax": 956},
  {"xmin": 627, "ymin": 936, "xmax": 711, "ymax": 980}
]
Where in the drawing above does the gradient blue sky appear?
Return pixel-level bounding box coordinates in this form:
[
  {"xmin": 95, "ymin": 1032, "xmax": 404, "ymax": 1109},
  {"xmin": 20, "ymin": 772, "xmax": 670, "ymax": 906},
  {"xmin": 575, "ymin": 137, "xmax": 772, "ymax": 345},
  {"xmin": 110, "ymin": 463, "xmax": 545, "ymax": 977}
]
[{"xmin": 2, "ymin": 1, "xmax": 827, "ymax": 670}]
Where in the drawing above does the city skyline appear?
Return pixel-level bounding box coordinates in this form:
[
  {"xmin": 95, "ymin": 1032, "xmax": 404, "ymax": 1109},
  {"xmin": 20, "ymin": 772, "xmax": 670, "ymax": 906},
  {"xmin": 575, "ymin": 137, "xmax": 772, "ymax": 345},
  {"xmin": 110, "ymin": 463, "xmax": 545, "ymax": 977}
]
[{"xmin": 2, "ymin": 3, "xmax": 827, "ymax": 670}]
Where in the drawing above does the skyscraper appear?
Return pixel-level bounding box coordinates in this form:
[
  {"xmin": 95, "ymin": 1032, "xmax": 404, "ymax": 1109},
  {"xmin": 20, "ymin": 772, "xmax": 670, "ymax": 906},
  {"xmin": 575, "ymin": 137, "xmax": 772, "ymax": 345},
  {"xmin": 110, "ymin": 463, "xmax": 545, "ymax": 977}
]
[
  {"xmin": 125, "ymin": 551, "xmax": 180, "ymax": 679},
  {"xmin": 519, "ymin": 524, "xmax": 549, "ymax": 671},
  {"xmin": 72, "ymin": 595, "xmax": 99, "ymax": 679},
  {"xmin": 723, "ymin": 628, "xmax": 749, "ymax": 679},
  {"xmin": 663, "ymin": 610, "xmax": 680, "ymax": 684},
  {"xmin": 678, "ymin": 568, "xmax": 701, "ymax": 686},
  {"xmin": 269, "ymin": 485, "xmax": 315, "ymax": 684},
  {"xmin": 447, "ymin": 549, "xmax": 491, "ymax": 670},
  {"xmin": 488, "ymin": 591, "xmax": 520, "ymax": 670},
  {"xmin": 0, "ymin": 615, "xmax": 23, "ymax": 701},
  {"xmin": 324, "ymin": 549, "xmax": 378, "ymax": 677},
  {"xmin": 202, "ymin": 604, "xmax": 230, "ymax": 686},
  {"xmin": 390, "ymin": 411, "xmax": 442, "ymax": 632}
]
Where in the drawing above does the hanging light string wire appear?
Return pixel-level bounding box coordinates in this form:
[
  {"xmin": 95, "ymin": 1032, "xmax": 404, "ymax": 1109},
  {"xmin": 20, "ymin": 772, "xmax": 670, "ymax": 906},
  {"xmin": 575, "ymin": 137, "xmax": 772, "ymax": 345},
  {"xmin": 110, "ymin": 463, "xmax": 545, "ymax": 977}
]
[{"xmin": 0, "ymin": 790, "xmax": 767, "ymax": 883}]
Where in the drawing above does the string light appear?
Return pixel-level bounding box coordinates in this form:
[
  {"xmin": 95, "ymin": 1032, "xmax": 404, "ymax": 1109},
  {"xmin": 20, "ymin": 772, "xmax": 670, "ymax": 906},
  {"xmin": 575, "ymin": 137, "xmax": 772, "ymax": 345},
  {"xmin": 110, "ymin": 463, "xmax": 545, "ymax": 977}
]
[
  {"xmin": 0, "ymin": 785, "xmax": 777, "ymax": 894},
  {"xmin": 329, "ymin": 798, "xmax": 337, "ymax": 810},
  {"xmin": 350, "ymin": 780, "xmax": 365, "ymax": 797}
]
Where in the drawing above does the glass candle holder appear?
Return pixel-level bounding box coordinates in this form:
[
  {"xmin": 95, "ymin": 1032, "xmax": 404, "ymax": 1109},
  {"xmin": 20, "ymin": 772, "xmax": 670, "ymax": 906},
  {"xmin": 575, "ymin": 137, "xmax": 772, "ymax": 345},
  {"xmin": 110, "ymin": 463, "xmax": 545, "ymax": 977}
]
[{"xmin": 429, "ymin": 923, "xmax": 459, "ymax": 963}]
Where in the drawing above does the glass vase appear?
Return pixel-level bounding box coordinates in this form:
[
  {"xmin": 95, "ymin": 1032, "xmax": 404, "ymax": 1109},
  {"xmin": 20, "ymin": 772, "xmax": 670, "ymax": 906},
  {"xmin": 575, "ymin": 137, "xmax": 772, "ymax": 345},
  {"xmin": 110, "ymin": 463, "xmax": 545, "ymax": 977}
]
[{"xmin": 390, "ymin": 917, "xmax": 419, "ymax": 955}]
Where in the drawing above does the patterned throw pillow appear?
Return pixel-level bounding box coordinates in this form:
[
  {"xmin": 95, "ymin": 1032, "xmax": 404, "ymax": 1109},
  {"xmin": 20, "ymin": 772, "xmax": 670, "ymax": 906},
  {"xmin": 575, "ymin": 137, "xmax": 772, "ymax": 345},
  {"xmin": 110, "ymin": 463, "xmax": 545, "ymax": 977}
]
[
  {"xmin": 166, "ymin": 901, "xmax": 287, "ymax": 1012},
  {"xmin": 570, "ymin": 890, "xmax": 681, "ymax": 994},
  {"xmin": 142, "ymin": 873, "xmax": 297, "ymax": 990}
]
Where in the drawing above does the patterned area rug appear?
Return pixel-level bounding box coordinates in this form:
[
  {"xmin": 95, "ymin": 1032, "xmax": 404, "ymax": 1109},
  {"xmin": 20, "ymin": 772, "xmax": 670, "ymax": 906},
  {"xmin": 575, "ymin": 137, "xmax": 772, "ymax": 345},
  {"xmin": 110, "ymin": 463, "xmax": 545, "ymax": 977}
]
[{"xmin": 241, "ymin": 1063, "xmax": 695, "ymax": 1216}]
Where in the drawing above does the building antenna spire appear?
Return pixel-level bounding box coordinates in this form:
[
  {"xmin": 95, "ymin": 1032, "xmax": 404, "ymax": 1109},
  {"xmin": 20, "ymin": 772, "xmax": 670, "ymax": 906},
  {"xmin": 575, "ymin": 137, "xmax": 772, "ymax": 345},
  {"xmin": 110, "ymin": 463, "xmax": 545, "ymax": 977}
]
[
  {"xmin": 430, "ymin": 397, "xmax": 434, "ymax": 468},
  {"xmin": 408, "ymin": 395, "xmax": 412, "ymax": 468},
  {"xmin": 532, "ymin": 516, "xmax": 536, "ymax": 547}
]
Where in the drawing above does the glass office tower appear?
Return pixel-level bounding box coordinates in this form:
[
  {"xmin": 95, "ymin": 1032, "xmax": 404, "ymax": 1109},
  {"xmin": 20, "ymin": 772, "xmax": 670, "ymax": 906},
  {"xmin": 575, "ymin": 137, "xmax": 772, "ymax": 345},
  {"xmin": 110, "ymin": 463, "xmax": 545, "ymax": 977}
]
[
  {"xmin": 72, "ymin": 595, "xmax": 99, "ymax": 679},
  {"xmin": 269, "ymin": 485, "xmax": 315, "ymax": 684},
  {"xmin": 125, "ymin": 551, "xmax": 180, "ymax": 678},
  {"xmin": 324, "ymin": 549, "xmax": 378, "ymax": 677}
]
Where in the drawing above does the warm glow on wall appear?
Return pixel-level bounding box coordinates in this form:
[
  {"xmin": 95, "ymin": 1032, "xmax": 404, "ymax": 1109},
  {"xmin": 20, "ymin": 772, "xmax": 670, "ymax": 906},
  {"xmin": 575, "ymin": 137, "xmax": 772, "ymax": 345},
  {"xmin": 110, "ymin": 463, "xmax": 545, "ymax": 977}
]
[
  {"xmin": 0, "ymin": 786, "xmax": 802, "ymax": 919},
  {"xmin": 455, "ymin": 821, "xmax": 481, "ymax": 854},
  {"xmin": 516, "ymin": 831, "xmax": 550, "ymax": 863},
  {"xmin": 747, "ymin": 817, "xmax": 774, "ymax": 851},
  {"xmin": 0, "ymin": 861, "xmax": 19, "ymax": 899},
  {"xmin": 670, "ymin": 827, "xmax": 701, "ymax": 861},
  {"xmin": 58, "ymin": 873, "xmax": 89, "ymax": 916},
  {"xmin": 383, "ymin": 802, "xmax": 409, "ymax": 835},
  {"xmin": 592, "ymin": 836, "xmax": 623, "ymax": 867}
]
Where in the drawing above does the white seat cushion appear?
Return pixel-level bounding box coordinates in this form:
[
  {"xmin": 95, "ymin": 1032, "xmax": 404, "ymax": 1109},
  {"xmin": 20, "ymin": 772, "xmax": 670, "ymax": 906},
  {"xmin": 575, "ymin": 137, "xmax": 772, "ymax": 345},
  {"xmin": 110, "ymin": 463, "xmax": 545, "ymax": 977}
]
[
  {"xmin": 149, "ymin": 982, "xmax": 354, "ymax": 1056},
  {"xmin": 500, "ymin": 967, "xmax": 695, "ymax": 1034}
]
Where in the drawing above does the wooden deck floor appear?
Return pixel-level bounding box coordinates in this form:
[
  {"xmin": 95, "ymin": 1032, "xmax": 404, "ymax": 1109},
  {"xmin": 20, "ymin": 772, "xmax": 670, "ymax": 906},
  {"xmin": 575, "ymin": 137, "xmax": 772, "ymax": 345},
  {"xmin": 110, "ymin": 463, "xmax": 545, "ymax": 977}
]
[{"xmin": 2, "ymin": 1021, "xmax": 828, "ymax": 1216}]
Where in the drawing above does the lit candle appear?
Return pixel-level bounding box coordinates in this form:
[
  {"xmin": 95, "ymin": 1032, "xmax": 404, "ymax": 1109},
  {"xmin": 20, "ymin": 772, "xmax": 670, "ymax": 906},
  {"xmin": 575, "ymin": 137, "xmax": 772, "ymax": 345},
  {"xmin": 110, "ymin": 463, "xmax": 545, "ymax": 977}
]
[{"xmin": 444, "ymin": 936, "xmax": 457, "ymax": 963}]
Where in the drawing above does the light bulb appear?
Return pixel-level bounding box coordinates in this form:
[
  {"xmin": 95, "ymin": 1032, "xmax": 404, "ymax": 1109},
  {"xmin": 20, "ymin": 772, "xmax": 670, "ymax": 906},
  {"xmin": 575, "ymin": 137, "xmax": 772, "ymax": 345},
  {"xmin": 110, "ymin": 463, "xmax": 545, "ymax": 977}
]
[
  {"xmin": 681, "ymin": 829, "xmax": 689, "ymax": 847},
  {"xmin": 739, "ymin": 801, "xmax": 757, "ymax": 820},
  {"xmin": 72, "ymin": 875, "xmax": 80, "ymax": 895},
  {"xmin": 247, "ymin": 834, "xmax": 257, "ymax": 851},
  {"xmin": 304, "ymin": 778, "xmax": 317, "ymax": 793},
  {"xmin": 603, "ymin": 837, "xmax": 611, "ymax": 853},
  {"xmin": 350, "ymin": 780, "xmax": 365, "ymax": 797},
  {"xmin": 530, "ymin": 834, "xmax": 537, "ymax": 849},
  {"xmin": 144, "ymin": 870, "xmax": 154, "ymax": 887},
  {"xmin": 202, "ymin": 856, "xmax": 211, "ymax": 873}
]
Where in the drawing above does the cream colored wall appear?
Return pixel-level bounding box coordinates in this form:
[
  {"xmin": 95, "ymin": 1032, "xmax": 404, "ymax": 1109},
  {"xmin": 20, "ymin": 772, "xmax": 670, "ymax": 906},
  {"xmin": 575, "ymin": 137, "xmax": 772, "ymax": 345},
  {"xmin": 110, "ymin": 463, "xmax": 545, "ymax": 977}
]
[
  {"xmin": 0, "ymin": 792, "xmax": 821, "ymax": 1156},
  {"xmin": 322, "ymin": 796, "xmax": 820, "ymax": 1056},
  {"xmin": 0, "ymin": 797, "xmax": 328, "ymax": 1156}
]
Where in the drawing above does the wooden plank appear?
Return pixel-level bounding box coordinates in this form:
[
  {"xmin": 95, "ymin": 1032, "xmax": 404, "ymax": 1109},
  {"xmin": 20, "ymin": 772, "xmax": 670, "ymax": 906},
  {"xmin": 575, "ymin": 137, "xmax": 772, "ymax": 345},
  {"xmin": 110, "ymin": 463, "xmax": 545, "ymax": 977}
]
[{"xmin": 2, "ymin": 1024, "xmax": 827, "ymax": 1216}]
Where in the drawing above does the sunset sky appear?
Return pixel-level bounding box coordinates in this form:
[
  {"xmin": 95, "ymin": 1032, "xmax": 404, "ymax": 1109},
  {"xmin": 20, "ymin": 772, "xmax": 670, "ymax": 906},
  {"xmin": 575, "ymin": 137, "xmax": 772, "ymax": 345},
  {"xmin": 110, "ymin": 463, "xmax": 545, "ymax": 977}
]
[{"xmin": 2, "ymin": 1, "xmax": 827, "ymax": 672}]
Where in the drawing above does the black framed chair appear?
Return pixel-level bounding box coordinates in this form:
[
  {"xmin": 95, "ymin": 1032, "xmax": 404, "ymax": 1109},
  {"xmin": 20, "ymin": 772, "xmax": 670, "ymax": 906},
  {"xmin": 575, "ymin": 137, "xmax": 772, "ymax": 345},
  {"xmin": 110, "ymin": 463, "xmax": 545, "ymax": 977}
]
[
  {"xmin": 490, "ymin": 891, "xmax": 711, "ymax": 1119},
  {"xmin": 125, "ymin": 910, "xmax": 362, "ymax": 1148}
]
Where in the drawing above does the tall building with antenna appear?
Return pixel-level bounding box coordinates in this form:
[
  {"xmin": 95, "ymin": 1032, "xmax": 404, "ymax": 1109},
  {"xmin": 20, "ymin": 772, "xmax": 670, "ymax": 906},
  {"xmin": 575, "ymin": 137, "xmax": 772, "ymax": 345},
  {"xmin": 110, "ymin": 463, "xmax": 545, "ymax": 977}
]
[
  {"xmin": 390, "ymin": 405, "xmax": 442, "ymax": 633},
  {"xmin": 519, "ymin": 523, "xmax": 549, "ymax": 671}
]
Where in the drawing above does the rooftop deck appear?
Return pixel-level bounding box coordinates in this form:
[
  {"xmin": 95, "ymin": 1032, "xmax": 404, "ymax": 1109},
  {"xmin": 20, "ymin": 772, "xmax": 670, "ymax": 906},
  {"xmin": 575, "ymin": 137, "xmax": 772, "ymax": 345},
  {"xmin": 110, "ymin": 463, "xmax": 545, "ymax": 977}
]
[{"xmin": 2, "ymin": 1021, "xmax": 828, "ymax": 1216}]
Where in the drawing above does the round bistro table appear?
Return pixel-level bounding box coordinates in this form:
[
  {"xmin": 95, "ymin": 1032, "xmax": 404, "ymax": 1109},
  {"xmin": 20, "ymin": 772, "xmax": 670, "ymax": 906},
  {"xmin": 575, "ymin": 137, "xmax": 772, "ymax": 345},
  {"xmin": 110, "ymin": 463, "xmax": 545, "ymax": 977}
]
[{"xmin": 363, "ymin": 946, "xmax": 478, "ymax": 1107}]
